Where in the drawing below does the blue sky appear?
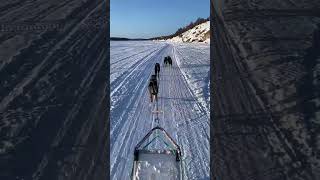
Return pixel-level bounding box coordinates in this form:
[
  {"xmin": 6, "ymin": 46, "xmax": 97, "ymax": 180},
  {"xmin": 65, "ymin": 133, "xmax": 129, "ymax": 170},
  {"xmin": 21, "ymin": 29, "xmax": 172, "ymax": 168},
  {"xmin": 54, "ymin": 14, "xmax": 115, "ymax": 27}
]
[{"xmin": 110, "ymin": 0, "xmax": 209, "ymax": 39}]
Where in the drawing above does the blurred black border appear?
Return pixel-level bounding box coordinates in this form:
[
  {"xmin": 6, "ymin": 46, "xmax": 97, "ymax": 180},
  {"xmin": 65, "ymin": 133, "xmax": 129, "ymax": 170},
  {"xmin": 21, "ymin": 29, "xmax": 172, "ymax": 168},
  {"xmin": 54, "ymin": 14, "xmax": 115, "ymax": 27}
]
[
  {"xmin": 0, "ymin": 0, "xmax": 110, "ymax": 179},
  {"xmin": 211, "ymin": 0, "xmax": 320, "ymax": 180}
]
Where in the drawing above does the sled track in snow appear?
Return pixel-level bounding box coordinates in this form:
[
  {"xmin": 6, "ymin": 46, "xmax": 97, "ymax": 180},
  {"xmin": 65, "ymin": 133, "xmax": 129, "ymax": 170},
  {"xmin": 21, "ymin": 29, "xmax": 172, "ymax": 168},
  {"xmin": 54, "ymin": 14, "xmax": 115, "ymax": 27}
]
[{"xmin": 110, "ymin": 41, "xmax": 210, "ymax": 180}]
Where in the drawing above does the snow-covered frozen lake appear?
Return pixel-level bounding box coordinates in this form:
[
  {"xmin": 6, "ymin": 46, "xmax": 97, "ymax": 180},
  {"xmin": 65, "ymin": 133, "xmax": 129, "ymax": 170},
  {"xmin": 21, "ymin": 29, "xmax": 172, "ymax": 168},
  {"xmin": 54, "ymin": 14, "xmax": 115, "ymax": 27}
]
[{"xmin": 110, "ymin": 40, "xmax": 210, "ymax": 180}]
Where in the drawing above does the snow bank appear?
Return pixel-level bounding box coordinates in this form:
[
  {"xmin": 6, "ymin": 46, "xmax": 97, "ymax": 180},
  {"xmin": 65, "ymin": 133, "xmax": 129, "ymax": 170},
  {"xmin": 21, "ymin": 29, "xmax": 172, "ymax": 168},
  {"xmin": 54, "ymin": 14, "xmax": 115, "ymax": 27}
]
[{"xmin": 168, "ymin": 21, "xmax": 210, "ymax": 44}]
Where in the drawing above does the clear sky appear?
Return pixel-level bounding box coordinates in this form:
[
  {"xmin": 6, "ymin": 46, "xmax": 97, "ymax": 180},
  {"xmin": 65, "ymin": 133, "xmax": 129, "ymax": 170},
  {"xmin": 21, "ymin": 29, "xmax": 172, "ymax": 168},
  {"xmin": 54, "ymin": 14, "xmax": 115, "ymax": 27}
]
[{"xmin": 110, "ymin": 0, "xmax": 209, "ymax": 39}]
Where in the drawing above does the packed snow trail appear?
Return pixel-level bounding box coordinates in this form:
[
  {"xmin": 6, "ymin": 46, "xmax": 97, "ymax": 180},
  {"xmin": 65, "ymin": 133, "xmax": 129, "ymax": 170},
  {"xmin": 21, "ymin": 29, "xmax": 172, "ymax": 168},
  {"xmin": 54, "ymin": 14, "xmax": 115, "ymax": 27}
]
[{"xmin": 110, "ymin": 41, "xmax": 210, "ymax": 180}]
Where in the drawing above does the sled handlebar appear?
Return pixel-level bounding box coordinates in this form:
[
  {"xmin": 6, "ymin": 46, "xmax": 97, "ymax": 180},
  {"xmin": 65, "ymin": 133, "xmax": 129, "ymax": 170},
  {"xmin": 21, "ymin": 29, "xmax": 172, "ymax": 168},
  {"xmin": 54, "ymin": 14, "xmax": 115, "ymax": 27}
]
[{"xmin": 135, "ymin": 126, "xmax": 181, "ymax": 152}]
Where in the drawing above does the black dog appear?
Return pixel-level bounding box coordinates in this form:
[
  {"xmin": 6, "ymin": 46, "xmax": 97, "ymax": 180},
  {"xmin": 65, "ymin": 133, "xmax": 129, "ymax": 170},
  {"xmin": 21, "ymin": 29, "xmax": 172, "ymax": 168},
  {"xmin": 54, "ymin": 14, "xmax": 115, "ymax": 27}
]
[
  {"xmin": 167, "ymin": 56, "xmax": 172, "ymax": 66},
  {"xmin": 155, "ymin": 63, "xmax": 160, "ymax": 77},
  {"xmin": 148, "ymin": 75, "xmax": 158, "ymax": 102},
  {"xmin": 164, "ymin": 56, "xmax": 172, "ymax": 66},
  {"xmin": 164, "ymin": 57, "xmax": 168, "ymax": 65}
]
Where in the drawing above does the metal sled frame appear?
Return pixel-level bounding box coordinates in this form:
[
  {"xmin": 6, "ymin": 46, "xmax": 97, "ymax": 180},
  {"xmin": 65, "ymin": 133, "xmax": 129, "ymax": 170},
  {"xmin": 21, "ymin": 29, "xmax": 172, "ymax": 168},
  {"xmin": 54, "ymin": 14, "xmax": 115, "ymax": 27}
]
[{"xmin": 131, "ymin": 126, "xmax": 184, "ymax": 180}]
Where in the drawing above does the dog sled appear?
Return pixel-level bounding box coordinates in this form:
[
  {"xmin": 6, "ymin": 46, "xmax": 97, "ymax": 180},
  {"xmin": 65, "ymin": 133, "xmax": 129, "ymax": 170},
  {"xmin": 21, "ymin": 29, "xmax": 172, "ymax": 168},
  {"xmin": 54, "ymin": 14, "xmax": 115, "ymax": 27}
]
[{"xmin": 131, "ymin": 126, "xmax": 184, "ymax": 180}]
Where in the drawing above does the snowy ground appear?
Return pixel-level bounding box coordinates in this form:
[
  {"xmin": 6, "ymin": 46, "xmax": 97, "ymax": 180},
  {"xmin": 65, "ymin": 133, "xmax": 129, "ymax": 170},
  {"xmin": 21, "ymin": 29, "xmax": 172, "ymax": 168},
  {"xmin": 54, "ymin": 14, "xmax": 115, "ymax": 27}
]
[{"xmin": 110, "ymin": 41, "xmax": 210, "ymax": 180}]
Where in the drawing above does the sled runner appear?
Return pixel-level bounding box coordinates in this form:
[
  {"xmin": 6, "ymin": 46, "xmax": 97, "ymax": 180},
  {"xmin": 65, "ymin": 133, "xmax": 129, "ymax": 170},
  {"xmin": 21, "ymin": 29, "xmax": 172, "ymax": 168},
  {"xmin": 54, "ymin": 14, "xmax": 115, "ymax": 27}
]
[{"xmin": 131, "ymin": 126, "xmax": 184, "ymax": 180}]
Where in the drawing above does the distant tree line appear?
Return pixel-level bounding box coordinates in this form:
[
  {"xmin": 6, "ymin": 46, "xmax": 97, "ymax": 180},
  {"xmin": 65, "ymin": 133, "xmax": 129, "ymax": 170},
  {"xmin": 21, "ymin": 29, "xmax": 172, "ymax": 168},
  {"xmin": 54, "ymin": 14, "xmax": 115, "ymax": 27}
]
[{"xmin": 151, "ymin": 17, "xmax": 209, "ymax": 40}]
